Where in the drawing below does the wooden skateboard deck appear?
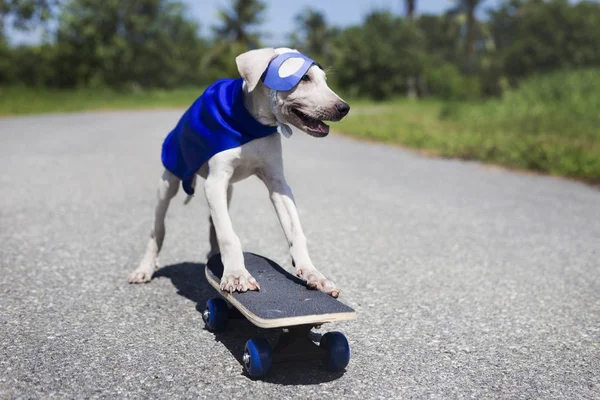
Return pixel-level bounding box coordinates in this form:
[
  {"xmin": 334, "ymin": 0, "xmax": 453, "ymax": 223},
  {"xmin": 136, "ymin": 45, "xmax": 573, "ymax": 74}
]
[{"xmin": 205, "ymin": 252, "xmax": 356, "ymax": 329}]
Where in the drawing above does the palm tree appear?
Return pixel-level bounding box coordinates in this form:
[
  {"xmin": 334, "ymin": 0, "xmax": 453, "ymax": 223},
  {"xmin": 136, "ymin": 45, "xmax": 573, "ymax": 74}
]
[
  {"xmin": 212, "ymin": 0, "xmax": 266, "ymax": 49},
  {"xmin": 405, "ymin": 0, "xmax": 416, "ymax": 21},
  {"xmin": 464, "ymin": 0, "xmax": 480, "ymax": 72},
  {"xmin": 404, "ymin": 0, "xmax": 417, "ymax": 98},
  {"xmin": 290, "ymin": 8, "xmax": 336, "ymax": 62},
  {"xmin": 445, "ymin": 0, "xmax": 485, "ymax": 72}
]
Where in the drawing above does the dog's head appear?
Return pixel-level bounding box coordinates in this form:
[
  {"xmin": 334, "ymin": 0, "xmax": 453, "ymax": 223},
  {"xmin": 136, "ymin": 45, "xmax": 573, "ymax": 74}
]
[{"xmin": 236, "ymin": 47, "xmax": 350, "ymax": 138}]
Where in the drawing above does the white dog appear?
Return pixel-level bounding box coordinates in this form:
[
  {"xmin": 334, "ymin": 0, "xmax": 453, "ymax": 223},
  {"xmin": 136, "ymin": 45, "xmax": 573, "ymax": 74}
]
[{"xmin": 128, "ymin": 47, "xmax": 350, "ymax": 297}]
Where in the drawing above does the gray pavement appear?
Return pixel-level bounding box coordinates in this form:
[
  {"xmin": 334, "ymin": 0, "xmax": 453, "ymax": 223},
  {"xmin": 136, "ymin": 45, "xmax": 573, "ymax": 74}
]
[{"xmin": 1, "ymin": 110, "xmax": 599, "ymax": 399}]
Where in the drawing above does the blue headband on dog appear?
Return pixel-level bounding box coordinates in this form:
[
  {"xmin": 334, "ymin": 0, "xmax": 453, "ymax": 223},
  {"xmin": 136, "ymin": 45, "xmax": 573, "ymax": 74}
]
[{"xmin": 262, "ymin": 52, "xmax": 318, "ymax": 91}]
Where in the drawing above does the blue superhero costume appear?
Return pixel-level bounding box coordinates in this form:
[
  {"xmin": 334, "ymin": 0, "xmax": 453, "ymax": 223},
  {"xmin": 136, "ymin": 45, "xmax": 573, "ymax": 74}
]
[
  {"xmin": 161, "ymin": 78, "xmax": 277, "ymax": 195},
  {"xmin": 161, "ymin": 52, "xmax": 317, "ymax": 195}
]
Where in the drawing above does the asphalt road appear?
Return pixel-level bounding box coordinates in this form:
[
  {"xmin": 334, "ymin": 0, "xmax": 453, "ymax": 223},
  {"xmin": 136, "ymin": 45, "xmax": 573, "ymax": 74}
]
[{"xmin": 1, "ymin": 110, "xmax": 599, "ymax": 399}]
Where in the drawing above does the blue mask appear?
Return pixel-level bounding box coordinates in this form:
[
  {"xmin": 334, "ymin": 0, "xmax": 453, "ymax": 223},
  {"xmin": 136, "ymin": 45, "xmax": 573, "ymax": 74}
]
[{"xmin": 261, "ymin": 52, "xmax": 318, "ymax": 91}]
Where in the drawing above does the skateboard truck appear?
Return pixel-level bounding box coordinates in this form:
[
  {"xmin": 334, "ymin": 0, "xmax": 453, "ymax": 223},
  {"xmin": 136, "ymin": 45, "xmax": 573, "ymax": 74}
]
[
  {"xmin": 203, "ymin": 299, "xmax": 350, "ymax": 378},
  {"xmin": 265, "ymin": 325, "xmax": 336, "ymax": 365}
]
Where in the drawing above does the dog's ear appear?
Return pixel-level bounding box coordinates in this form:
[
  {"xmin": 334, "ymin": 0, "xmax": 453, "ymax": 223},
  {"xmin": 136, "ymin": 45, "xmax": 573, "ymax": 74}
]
[{"xmin": 235, "ymin": 48, "xmax": 278, "ymax": 92}]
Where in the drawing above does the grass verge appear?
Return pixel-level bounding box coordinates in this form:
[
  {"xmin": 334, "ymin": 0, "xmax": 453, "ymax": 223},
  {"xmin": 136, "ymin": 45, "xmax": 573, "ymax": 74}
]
[
  {"xmin": 333, "ymin": 70, "xmax": 600, "ymax": 185},
  {"xmin": 0, "ymin": 86, "xmax": 203, "ymax": 116}
]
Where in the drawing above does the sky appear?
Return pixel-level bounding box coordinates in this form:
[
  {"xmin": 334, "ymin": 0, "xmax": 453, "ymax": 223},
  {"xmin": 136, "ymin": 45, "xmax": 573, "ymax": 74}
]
[
  {"xmin": 190, "ymin": 0, "xmax": 503, "ymax": 44},
  {"xmin": 7, "ymin": 0, "xmax": 504, "ymax": 46}
]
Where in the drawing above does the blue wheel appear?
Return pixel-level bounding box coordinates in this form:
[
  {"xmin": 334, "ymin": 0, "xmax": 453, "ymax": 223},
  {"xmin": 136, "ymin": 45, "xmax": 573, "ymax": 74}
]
[
  {"xmin": 203, "ymin": 298, "xmax": 228, "ymax": 332},
  {"xmin": 320, "ymin": 332, "xmax": 350, "ymax": 371},
  {"xmin": 243, "ymin": 338, "xmax": 273, "ymax": 378}
]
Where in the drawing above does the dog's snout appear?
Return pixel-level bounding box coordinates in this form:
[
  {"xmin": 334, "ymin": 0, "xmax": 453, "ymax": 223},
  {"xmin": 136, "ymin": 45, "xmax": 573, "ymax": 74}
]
[{"xmin": 335, "ymin": 102, "xmax": 350, "ymax": 117}]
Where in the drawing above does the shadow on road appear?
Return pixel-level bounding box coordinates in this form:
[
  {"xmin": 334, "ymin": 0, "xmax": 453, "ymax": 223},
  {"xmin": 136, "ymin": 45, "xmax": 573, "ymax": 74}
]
[{"xmin": 153, "ymin": 262, "xmax": 344, "ymax": 385}]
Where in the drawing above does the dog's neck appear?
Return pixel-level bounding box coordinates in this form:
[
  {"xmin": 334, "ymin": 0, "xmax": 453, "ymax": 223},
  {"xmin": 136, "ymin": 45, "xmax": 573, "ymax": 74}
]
[{"xmin": 242, "ymin": 82, "xmax": 277, "ymax": 127}]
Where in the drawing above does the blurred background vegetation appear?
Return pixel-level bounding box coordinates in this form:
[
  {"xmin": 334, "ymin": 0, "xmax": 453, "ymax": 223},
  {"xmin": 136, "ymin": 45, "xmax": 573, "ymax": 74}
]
[{"xmin": 1, "ymin": 0, "xmax": 599, "ymax": 184}]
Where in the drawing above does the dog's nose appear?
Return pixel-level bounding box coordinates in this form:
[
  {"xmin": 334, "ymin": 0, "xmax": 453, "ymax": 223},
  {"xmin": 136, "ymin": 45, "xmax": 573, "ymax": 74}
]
[{"xmin": 335, "ymin": 102, "xmax": 350, "ymax": 117}]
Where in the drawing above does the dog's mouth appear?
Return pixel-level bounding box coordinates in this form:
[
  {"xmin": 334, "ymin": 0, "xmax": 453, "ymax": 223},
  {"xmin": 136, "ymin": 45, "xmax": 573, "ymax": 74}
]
[{"xmin": 291, "ymin": 108, "xmax": 330, "ymax": 137}]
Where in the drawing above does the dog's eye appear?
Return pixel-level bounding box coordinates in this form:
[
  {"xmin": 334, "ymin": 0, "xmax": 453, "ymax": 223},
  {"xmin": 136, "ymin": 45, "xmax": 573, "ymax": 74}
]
[{"xmin": 301, "ymin": 75, "xmax": 311, "ymax": 82}]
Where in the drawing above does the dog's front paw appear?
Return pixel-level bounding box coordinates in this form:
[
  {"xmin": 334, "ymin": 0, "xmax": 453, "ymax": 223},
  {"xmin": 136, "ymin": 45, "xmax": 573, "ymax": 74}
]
[
  {"xmin": 128, "ymin": 268, "xmax": 154, "ymax": 283},
  {"xmin": 296, "ymin": 267, "xmax": 340, "ymax": 298},
  {"xmin": 128, "ymin": 258, "xmax": 159, "ymax": 284},
  {"xmin": 220, "ymin": 269, "xmax": 260, "ymax": 293}
]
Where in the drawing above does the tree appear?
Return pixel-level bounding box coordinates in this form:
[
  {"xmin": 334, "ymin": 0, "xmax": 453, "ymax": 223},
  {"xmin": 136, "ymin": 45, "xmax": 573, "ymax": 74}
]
[
  {"xmin": 405, "ymin": 0, "xmax": 416, "ymax": 21},
  {"xmin": 445, "ymin": 0, "xmax": 484, "ymax": 72},
  {"xmin": 0, "ymin": 0, "xmax": 57, "ymax": 36},
  {"xmin": 332, "ymin": 11, "xmax": 425, "ymax": 100},
  {"xmin": 1, "ymin": 1, "xmax": 59, "ymax": 85},
  {"xmin": 464, "ymin": 0, "xmax": 481, "ymax": 72},
  {"xmin": 212, "ymin": 0, "xmax": 266, "ymax": 49},
  {"xmin": 492, "ymin": 0, "xmax": 600, "ymax": 78},
  {"xmin": 54, "ymin": 0, "xmax": 205, "ymax": 88},
  {"xmin": 289, "ymin": 8, "xmax": 338, "ymax": 64},
  {"xmin": 445, "ymin": 0, "xmax": 498, "ymax": 76},
  {"xmin": 404, "ymin": 0, "xmax": 418, "ymax": 98},
  {"xmin": 203, "ymin": 0, "xmax": 267, "ymax": 82},
  {"xmin": 417, "ymin": 14, "xmax": 462, "ymax": 66}
]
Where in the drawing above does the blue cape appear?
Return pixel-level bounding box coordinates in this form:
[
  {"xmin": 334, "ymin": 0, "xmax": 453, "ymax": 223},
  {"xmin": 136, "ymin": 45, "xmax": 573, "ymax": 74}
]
[{"xmin": 161, "ymin": 78, "xmax": 278, "ymax": 195}]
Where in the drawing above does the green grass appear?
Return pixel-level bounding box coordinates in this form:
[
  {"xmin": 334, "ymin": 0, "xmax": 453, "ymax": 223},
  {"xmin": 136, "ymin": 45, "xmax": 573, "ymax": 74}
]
[
  {"xmin": 0, "ymin": 86, "xmax": 204, "ymax": 115},
  {"xmin": 334, "ymin": 69, "xmax": 600, "ymax": 184}
]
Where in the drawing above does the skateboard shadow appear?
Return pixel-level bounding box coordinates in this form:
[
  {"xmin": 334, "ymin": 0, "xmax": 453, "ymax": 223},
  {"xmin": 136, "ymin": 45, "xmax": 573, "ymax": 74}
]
[{"xmin": 153, "ymin": 262, "xmax": 346, "ymax": 385}]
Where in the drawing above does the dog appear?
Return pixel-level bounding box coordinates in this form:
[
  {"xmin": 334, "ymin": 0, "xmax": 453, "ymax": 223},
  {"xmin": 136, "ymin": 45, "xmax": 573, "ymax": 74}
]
[{"xmin": 128, "ymin": 47, "xmax": 350, "ymax": 297}]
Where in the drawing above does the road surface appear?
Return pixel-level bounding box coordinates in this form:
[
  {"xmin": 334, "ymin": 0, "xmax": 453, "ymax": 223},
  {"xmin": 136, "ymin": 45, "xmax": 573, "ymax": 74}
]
[{"xmin": 1, "ymin": 111, "xmax": 599, "ymax": 399}]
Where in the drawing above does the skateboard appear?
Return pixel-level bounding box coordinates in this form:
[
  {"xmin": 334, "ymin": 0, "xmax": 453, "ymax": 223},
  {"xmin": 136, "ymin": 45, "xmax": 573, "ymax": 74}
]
[{"xmin": 204, "ymin": 252, "xmax": 356, "ymax": 378}]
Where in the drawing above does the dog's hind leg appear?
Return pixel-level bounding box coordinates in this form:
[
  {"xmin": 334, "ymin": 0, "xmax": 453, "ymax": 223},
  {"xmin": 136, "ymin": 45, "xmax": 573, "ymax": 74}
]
[
  {"xmin": 128, "ymin": 169, "xmax": 180, "ymax": 283},
  {"xmin": 207, "ymin": 185, "xmax": 233, "ymax": 259}
]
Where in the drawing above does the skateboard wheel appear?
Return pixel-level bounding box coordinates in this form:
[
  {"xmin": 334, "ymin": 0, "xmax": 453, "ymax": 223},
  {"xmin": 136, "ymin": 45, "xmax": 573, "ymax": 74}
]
[
  {"xmin": 203, "ymin": 298, "xmax": 228, "ymax": 332},
  {"xmin": 243, "ymin": 338, "xmax": 272, "ymax": 378},
  {"xmin": 320, "ymin": 332, "xmax": 350, "ymax": 371}
]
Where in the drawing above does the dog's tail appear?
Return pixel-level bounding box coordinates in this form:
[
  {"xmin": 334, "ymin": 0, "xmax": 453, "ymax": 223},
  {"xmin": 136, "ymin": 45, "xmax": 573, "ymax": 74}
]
[{"xmin": 183, "ymin": 175, "xmax": 197, "ymax": 205}]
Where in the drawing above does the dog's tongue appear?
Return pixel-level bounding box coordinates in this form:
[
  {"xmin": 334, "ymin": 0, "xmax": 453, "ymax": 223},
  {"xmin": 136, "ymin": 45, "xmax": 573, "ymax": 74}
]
[
  {"xmin": 318, "ymin": 124, "xmax": 330, "ymax": 134},
  {"xmin": 308, "ymin": 120, "xmax": 330, "ymax": 134}
]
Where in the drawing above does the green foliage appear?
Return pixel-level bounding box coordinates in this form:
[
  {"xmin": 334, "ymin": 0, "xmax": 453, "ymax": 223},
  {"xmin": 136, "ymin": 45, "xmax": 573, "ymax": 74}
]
[
  {"xmin": 331, "ymin": 11, "xmax": 426, "ymax": 100},
  {"xmin": 289, "ymin": 8, "xmax": 338, "ymax": 66},
  {"xmin": 201, "ymin": 40, "xmax": 249, "ymax": 83},
  {"xmin": 336, "ymin": 68, "xmax": 600, "ymax": 183},
  {"xmin": 10, "ymin": 43, "xmax": 57, "ymax": 86},
  {"xmin": 203, "ymin": 0, "xmax": 267, "ymax": 83},
  {"xmin": 54, "ymin": 0, "xmax": 206, "ymax": 89},
  {"xmin": 0, "ymin": 0, "xmax": 56, "ymax": 33},
  {"xmin": 456, "ymin": 68, "xmax": 600, "ymax": 147},
  {"xmin": 491, "ymin": 0, "xmax": 600, "ymax": 78},
  {"xmin": 424, "ymin": 63, "xmax": 481, "ymax": 100},
  {"xmin": 464, "ymin": 0, "xmax": 483, "ymax": 72},
  {"xmin": 2, "ymin": 0, "xmax": 600, "ymax": 112},
  {"xmin": 212, "ymin": 0, "xmax": 266, "ymax": 49},
  {"xmin": 4, "ymin": 0, "xmax": 600, "ymax": 101},
  {"xmin": 0, "ymin": 40, "xmax": 58, "ymax": 86},
  {"xmin": 506, "ymin": 68, "xmax": 600, "ymax": 108},
  {"xmin": 0, "ymin": 38, "xmax": 16, "ymax": 83},
  {"xmin": 417, "ymin": 14, "xmax": 463, "ymax": 66}
]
